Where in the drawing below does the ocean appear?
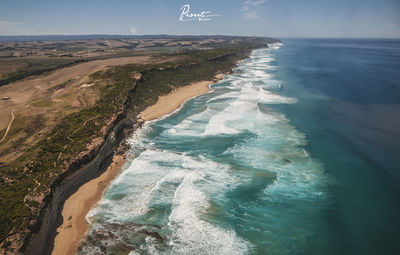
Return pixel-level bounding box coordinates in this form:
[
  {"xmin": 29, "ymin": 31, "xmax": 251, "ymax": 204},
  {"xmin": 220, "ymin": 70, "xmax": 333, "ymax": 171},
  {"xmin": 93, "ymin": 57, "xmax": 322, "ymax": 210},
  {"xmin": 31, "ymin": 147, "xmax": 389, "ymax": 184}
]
[{"xmin": 78, "ymin": 39, "xmax": 400, "ymax": 255}]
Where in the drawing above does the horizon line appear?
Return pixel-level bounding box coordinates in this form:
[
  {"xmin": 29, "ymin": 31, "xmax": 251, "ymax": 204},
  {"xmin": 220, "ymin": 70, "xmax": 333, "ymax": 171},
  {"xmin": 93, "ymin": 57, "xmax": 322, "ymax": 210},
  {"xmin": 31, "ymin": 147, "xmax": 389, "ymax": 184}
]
[{"xmin": 0, "ymin": 34, "xmax": 399, "ymax": 39}]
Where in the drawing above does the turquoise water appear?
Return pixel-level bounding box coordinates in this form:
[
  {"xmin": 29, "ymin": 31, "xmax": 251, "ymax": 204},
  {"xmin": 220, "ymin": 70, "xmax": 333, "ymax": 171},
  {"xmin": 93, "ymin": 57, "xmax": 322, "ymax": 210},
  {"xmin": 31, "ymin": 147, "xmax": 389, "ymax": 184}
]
[{"xmin": 79, "ymin": 40, "xmax": 400, "ymax": 254}]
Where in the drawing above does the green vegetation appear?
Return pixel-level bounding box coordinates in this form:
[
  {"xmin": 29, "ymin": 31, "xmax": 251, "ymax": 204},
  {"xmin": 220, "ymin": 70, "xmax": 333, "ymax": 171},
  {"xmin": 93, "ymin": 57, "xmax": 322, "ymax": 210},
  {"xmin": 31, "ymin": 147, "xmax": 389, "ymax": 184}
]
[
  {"xmin": 31, "ymin": 99, "xmax": 55, "ymax": 108},
  {"xmin": 0, "ymin": 42, "xmax": 264, "ymax": 251}
]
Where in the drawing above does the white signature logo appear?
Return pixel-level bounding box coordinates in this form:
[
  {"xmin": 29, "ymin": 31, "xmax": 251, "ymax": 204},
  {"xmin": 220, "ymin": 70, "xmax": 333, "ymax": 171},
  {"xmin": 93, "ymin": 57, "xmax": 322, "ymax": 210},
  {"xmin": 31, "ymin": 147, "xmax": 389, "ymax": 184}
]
[{"xmin": 179, "ymin": 4, "xmax": 219, "ymax": 21}]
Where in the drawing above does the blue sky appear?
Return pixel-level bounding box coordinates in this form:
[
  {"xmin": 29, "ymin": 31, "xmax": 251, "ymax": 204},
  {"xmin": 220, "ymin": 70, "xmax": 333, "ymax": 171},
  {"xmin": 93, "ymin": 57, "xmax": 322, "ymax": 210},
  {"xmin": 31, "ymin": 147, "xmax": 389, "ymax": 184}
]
[{"xmin": 0, "ymin": 0, "xmax": 399, "ymax": 38}]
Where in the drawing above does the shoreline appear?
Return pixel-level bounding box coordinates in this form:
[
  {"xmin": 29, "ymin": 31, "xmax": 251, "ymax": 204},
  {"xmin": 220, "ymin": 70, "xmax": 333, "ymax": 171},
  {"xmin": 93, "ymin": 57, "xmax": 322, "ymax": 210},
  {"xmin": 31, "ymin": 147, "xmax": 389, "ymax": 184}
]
[
  {"xmin": 138, "ymin": 79, "xmax": 215, "ymax": 121},
  {"xmin": 51, "ymin": 77, "xmax": 221, "ymax": 255},
  {"xmin": 52, "ymin": 154, "xmax": 125, "ymax": 255}
]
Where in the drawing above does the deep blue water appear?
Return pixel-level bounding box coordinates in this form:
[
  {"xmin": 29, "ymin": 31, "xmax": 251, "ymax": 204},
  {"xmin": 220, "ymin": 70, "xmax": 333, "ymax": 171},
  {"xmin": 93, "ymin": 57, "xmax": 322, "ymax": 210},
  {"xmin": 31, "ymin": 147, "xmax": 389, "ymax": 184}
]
[
  {"xmin": 80, "ymin": 39, "xmax": 400, "ymax": 255},
  {"xmin": 273, "ymin": 38, "xmax": 400, "ymax": 254}
]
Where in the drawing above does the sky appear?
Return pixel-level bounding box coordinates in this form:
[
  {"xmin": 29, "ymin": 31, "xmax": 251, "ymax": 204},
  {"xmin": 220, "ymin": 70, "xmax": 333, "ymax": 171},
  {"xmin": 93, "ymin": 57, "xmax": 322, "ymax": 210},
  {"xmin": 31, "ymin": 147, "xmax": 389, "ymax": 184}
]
[{"xmin": 0, "ymin": 0, "xmax": 399, "ymax": 38}]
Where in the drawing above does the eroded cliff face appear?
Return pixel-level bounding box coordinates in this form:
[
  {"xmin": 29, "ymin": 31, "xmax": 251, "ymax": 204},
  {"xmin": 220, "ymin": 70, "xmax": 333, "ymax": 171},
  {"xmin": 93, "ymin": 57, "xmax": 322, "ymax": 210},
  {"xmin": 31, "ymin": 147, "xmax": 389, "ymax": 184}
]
[
  {"xmin": 1, "ymin": 121, "xmax": 138, "ymax": 255},
  {"xmin": 19, "ymin": 72, "xmax": 145, "ymax": 254},
  {"xmin": 23, "ymin": 115, "xmax": 138, "ymax": 255}
]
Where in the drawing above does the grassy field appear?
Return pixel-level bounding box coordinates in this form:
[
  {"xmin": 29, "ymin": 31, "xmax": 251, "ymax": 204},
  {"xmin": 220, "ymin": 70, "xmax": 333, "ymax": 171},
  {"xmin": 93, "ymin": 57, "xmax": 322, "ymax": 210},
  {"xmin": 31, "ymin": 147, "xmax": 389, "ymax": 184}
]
[{"xmin": 0, "ymin": 57, "xmax": 86, "ymax": 87}]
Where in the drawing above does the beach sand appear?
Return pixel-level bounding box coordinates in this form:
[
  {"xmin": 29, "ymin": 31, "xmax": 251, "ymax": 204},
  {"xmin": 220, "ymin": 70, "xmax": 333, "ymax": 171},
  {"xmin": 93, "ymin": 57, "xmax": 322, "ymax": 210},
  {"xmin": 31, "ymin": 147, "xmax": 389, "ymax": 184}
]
[
  {"xmin": 52, "ymin": 78, "xmax": 218, "ymax": 255},
  {"xmin": 138, "ymin": 80, "xmax": 213, "ymax": 121},
  {"xmin": 52, "ymin": 155, "xmax": 125, "ymax": 255}
]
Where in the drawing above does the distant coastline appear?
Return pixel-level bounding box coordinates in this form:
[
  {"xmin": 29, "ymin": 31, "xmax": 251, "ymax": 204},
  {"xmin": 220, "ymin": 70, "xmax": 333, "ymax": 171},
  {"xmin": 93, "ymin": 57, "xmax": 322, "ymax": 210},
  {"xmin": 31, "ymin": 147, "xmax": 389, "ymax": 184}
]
[{"xmin": 0, "ymin": 34, "xmax": 276, "ymax": 42}]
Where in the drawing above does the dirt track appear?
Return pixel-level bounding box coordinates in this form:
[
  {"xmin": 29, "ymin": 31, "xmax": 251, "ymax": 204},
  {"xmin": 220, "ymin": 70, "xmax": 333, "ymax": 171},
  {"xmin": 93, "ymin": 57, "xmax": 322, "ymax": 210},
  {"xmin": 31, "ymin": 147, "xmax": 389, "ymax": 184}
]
[{"xmin": 0, "ymin": 109, "xmax": 14, "ymax": 143}]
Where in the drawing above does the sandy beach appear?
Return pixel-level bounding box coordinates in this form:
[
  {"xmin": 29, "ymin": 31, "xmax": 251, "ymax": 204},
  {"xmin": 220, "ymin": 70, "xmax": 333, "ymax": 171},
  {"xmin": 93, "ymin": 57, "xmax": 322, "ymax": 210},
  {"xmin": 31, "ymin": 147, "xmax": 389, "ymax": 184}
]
[
  {"xmin": 52, "ymin": 154, "xmax": 125, "ymax": 255},
  {"xmin": 138, "ymin": 80, "xmax": 214, "ymax": 121},
  {"xmin": 52, "ymin": 78, "xmax": 218, "ymax": 255}
]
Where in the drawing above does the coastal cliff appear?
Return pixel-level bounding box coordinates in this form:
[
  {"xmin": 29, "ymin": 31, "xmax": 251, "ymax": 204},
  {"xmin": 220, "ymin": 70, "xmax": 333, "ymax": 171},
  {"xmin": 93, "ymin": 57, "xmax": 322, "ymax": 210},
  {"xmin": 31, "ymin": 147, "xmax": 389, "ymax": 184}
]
[
  {"xmin": 24, "ymin": 117, "xmax": 136, "ymax": 255},
  {"xmin": 0, "ymin": 38, "xmax": 280, "ymax": 254},
  {"xmin": 23, "ymin": 71, "xmax": 141, "ymax": 255}
]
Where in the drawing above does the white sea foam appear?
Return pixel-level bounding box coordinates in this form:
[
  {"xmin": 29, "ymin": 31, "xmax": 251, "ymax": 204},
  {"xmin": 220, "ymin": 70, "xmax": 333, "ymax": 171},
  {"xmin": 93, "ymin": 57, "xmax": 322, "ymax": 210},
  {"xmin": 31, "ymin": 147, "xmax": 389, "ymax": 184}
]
[
  {"xmin": 204, "ymin": 67, "xmax": 296, "ymax": 135},
  {"xmin": 167, "ymin": 106, "xmax": 214, "ymax": 136},
  {"xmin": 256, "ymin": 88, "xmax": 298, "ymax": 104},
  {"xmin": 268, "ymin": 42, "xmax": 284, "ymax": 50},
  {"xmin": 206, "ymin": 91, "xmax": 241, "ymax": 103},
  {"xmin": 239, "ymin": 69, "xmax": 271, "ymax": 79},
  {"xmin": 90, "ymin": 149, "xmax": 189, "ymax": 221},
  {"xmin": 204, "ymin": 100, "xmax": 256, "ymax": 135},
  {"xmin": 162, "ymin": 156, "xmax": 252, "ymax": 254},
  {"xmin": 167, "ymin": 170, "xmax": 251, "ymax": 254}
]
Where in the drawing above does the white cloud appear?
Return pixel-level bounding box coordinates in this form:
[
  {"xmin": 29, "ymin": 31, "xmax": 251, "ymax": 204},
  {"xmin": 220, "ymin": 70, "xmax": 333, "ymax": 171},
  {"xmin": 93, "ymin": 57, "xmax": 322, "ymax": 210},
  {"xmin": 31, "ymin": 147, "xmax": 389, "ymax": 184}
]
[
  {"xmin": 243, "ymin": 11, "xmax": 260, "ymax": 20},
  {"xmin": 0, "ymin": 20, "xmax": 27, "ymax": 35},
  {"xmin": 0, "ymin": 21, "xmax": 23, "ymax": 26},
  {"xmin": 242, "ymin": 0, "xmax": 268, "ymax": 20},
  {"xmin": 130, "ymin": 26, "xmax": 137, "ymax": 34},
  {"xmin": 253, "ymin": 0, "xmax": 267, "ymax": 6}
]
